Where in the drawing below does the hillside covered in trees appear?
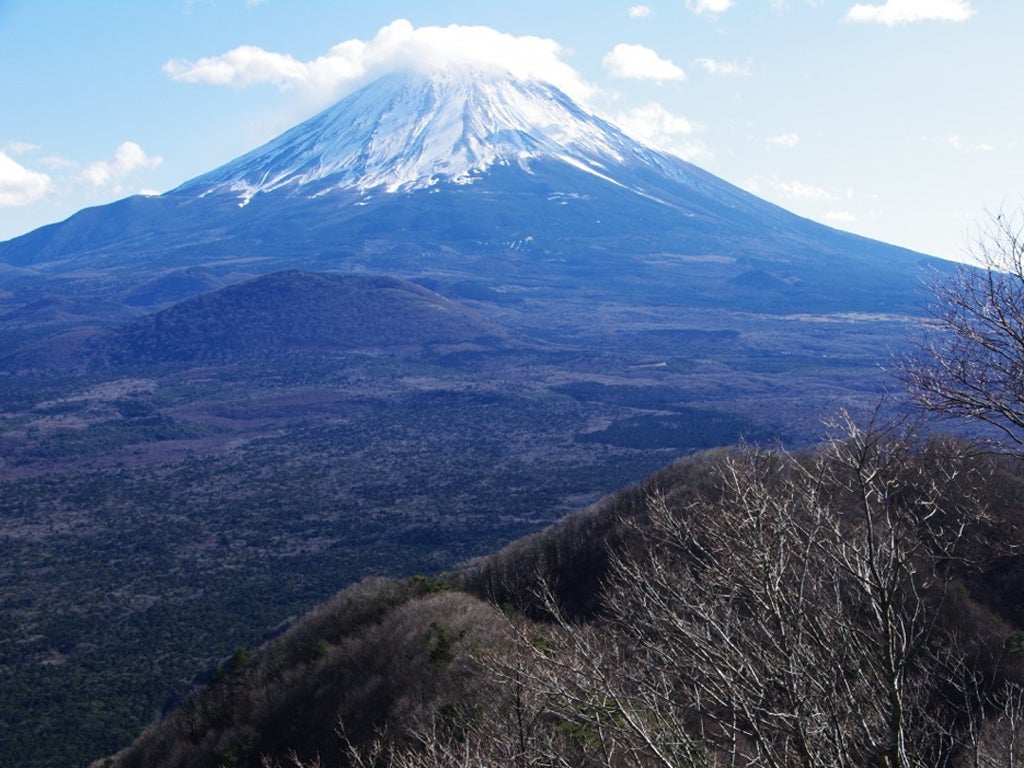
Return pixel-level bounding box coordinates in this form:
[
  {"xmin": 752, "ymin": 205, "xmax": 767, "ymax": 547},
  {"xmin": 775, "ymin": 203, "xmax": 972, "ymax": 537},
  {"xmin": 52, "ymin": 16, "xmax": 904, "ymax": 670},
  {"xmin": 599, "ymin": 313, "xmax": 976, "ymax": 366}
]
[{"xmin": 97, "ymin": 415, "xmax": 1024, "ymax": 768}]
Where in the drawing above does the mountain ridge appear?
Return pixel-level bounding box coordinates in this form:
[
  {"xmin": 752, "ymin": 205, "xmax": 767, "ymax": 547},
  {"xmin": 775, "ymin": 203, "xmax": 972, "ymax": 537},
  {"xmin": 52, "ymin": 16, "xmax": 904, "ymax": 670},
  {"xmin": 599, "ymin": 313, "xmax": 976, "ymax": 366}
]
[
  {"xmin": 0, "ymin": 270, "xmax": 512, "ymax": 373},
  {"xmin": 98, "ymin": 271, "xmax": 510, "ymax": 366},
  {"xmin": 0, "ymin": 68, "xmax": 948, "ymax": 319},
  {"xmin": 96, "ymin": 442, "xmax": 1024, "ymax": 768}
]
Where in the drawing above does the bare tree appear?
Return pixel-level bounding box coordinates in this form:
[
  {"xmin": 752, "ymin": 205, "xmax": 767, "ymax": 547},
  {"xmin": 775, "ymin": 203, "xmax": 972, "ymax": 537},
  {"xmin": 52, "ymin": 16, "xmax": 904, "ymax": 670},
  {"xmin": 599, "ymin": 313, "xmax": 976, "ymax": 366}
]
[
  {"xmin": 900, "ymin": 209, "xmax": 1024, "ymax": 447},
  {"xmin": 969, "ymin": 683, "xmax": 1024, "ymax": 768},
  {"xmin": 262, "ymin": 422, "xmax": 998, "ymax": 768},
  {"xmin": 591, "ymin": 416, "xmax": 982, "ymax": 767},
  {"xmin": 525, "ymin": 586, "xmax": 713, "ymax": 768}
]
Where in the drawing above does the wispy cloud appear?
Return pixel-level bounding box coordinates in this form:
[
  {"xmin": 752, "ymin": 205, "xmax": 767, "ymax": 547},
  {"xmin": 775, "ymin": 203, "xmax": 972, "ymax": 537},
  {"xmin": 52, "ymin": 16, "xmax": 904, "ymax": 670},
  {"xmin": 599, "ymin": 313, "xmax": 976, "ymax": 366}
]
[
  {"xmin": 164, "ymin": 19, "xmax": 595, "ymax": 104},
  {"xmin": 3, "ymin": 141, "xmax": 41, "ymax": 156},
  {"xmin": 0, "ymin": 138, "xmax": 164, "ymax": 209},
  {"xmin": 745, "ymin": 175, "xmax": 853, "ymax": 203},
  {"xmin": 693, "ymin": 58, "xmax": 750, "ymax": 76},
  {"xmin": 687, "ymin": 0, "xmax": 734, "ymax": 15},
  {"xmin": 37, "ymin": 154, "xmax": 78, "ymax": 171},
  {"xmin": 941, "ymin": 133, "xmax": 994, "ymax": 152},
  {"xmin": 79, "ymin": 142, "xmax": 163, "ymax": 188},
  {"xmin": 0, "ymin": 152, "xmax": 51, "ymax": 207},
  {"xmin": 628, "ymin": 5, "xmax": 653, "ymax": 18},
  {"xmin": 771, "ymin": 0, "xmax": 826, "ymax": 10},
  {"xmin": 825, "ymin": 211, "xmax": 858, "ymax": 224},
  {"xmin": 767, "ymin": 132, "xmax": 800, "ymax": 148},
  {"xmin": 845, "ymin": 0, "xmax": 975, "ymax": 26},
  {"xmin": 603, "ymin": 43, "xmax": 685, "ymax": 81},
  {"xmin": 165, "ymin": 44, "xmax": 358, "ymax": 91},
  {"xmin": 615, "ymin": 102, "xmax": 709, "ymax": 161}
]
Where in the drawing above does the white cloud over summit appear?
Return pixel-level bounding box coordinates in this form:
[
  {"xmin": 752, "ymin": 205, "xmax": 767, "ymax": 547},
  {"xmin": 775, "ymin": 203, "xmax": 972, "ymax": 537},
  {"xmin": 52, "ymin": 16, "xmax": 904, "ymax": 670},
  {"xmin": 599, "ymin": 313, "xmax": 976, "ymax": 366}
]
[
  {"xmin": 603, "ymin": 44, "xmax": 685, "ymax": 81},
  {"xmin": 845, "ymin": 0, "xmax": 975, "ymax": 25},
  {"xmin": 164, "ymin": 19, "xmax": 594, "ymax": 103}
]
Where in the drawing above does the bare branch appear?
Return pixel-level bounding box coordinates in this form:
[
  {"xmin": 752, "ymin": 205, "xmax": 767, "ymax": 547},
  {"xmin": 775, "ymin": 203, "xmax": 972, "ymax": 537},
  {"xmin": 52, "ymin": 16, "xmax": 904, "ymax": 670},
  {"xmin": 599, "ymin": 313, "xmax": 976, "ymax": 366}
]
[{"xmin": 900, "ymin": 209, "xmax": 1024, "ymax": 448}]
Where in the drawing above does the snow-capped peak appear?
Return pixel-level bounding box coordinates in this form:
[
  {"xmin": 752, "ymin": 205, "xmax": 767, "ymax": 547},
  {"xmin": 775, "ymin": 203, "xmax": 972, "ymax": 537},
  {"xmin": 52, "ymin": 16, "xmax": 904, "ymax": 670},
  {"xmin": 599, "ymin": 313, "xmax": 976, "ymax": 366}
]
[{"xmin": 173, "ymin": 67, "xmax": 662, "ymax": 204}]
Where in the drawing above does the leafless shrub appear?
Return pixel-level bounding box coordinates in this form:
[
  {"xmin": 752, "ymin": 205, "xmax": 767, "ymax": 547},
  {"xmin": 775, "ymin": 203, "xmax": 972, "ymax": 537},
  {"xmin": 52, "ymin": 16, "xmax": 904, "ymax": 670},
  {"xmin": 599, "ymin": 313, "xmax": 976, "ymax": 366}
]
[{"xmin": 900, "ymin": 209, "xmax": 1024, "ymax": 448}]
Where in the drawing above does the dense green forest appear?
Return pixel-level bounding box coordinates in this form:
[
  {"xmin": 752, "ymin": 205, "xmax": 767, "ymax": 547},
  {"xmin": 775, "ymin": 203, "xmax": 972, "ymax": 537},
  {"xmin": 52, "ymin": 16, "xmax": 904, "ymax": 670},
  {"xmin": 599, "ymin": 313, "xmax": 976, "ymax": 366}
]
[{"xmin": 97, "ymin": 416, "xmax": 1024, "ymax": 768}]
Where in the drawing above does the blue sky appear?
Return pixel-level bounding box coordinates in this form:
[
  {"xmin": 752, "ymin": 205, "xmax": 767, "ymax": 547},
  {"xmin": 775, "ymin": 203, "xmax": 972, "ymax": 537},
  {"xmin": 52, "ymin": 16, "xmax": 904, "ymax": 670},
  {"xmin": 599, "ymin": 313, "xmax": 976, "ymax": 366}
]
[{"xmin": 0, "ymin": 0, "xmax": 1017, "ymax": 262}]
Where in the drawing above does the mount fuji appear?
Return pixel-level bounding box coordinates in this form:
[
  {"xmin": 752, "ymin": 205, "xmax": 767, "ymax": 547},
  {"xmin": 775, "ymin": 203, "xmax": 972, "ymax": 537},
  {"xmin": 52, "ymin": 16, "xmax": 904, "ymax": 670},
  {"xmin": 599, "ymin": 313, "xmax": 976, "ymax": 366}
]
[
  {"xmin": 0, "ymin": 66, "xmax": 958, "ymax": 768},
  {"xmin": 0, "ymin": 66, "xmax": 945, "ymax": 320},
  {"xmin": 175, "ymin": 69, "xmax": 662, "ymax": 201}
]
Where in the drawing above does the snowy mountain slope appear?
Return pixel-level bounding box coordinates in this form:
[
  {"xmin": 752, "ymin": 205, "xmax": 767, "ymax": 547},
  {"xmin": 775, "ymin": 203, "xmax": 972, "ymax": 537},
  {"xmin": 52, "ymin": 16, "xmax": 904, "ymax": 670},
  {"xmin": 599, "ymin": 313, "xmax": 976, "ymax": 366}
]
[
  {"xmin": 0, "ymin": 66, "xmax": 950, "ymax": 317},
  {"xmin": 175, "ymin": 68, "xmax": 685, "ymax": 204}
]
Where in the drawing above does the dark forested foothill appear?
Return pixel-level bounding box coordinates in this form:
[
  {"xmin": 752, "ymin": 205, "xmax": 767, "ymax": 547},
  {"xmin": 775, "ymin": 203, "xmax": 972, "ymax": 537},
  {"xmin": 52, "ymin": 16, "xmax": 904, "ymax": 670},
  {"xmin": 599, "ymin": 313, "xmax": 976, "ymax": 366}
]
[{"xmin": 97, "ymin": 420, "xmax": 1024, "ymax": 768}]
